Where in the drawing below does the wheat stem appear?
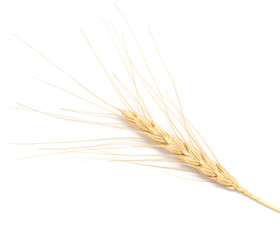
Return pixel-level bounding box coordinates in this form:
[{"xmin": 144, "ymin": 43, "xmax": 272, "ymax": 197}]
[{"xmin": 236, "ymin": 186, "xmax": 280, "ymax": 213}]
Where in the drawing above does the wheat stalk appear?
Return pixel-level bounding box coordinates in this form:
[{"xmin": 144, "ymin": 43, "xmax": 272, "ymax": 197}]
[{"xmin": 16, "ymin": 6, "xmax": 280, "ymax": 214}]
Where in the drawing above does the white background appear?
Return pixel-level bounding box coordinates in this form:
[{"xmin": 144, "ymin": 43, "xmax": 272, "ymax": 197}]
[{"xmin": 1, "ymin": 0, "xmax": 280, "ymax": 239}]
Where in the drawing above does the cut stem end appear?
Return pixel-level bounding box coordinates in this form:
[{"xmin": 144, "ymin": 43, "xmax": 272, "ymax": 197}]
[{"xmin": 237, "ymin": 185, "xmax": 280, "ymax": 214}]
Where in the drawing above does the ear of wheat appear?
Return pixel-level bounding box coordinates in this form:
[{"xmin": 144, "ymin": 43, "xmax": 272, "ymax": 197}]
[
  {"xmin": 16, "ymin": 6, "xmax": 280, "ymax": 214},
  {"xmin": 120, "ymin": 109, "xmax": 280, "ymax": 213}
]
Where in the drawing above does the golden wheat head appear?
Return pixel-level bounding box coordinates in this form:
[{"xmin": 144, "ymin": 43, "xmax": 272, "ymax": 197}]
[{"xmin": 118, "ymin": 109, "xmax": 280, "ymax": 213}]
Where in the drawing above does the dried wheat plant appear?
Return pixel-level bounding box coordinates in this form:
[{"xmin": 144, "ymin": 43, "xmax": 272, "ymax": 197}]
[{"xmin": 16, "ymin": 6, "xmax": 280, "ymax": 213}]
